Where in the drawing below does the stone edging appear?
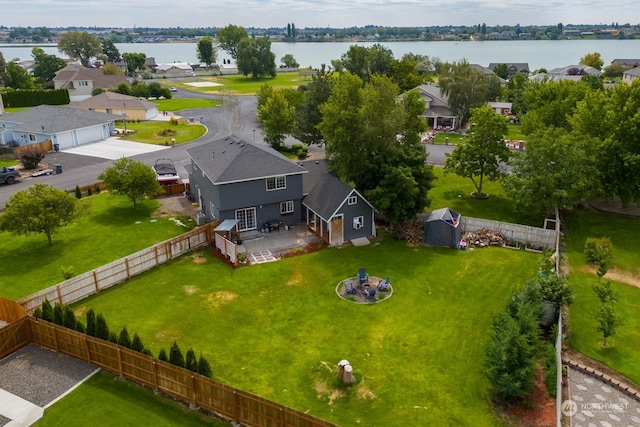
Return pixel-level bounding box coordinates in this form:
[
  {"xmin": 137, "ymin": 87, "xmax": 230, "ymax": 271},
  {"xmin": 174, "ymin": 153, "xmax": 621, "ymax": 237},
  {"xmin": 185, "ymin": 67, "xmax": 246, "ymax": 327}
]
[{"xmin": 562, "ymin": 357, "xmax": 640, "ymax": 402}]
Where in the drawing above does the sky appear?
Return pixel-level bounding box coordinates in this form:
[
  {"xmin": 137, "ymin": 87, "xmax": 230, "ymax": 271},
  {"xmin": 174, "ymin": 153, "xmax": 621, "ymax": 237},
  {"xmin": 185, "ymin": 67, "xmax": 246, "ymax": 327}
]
[{"xmin": 1, "ymin": 0, "xmax": 638, "ymax": 29}]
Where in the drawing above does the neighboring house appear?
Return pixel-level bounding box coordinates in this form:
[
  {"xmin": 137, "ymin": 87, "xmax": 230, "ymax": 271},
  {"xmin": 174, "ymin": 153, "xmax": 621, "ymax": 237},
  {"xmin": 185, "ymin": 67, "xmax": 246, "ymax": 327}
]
[
  {"xmin": 611, "ymin": 59, "xmax": 640, "ymax": 68},
  {"xmin": 301, "ymin": 160, "xmax": 376, "ymax": 246},
  {"xmin": 145, "ymin": 57, "xmax": 159, "ymax": 73},
  {"xmin": 53, "ymin": 64, "xmax": 128, "ymax": 102},
  {"xmin": 488, "ymin": 62, "xmax": 530, "ymax": 77},
  {"xmin": 155, "ymin": 62, "xmax": 194, "ymax": 76},
  {"xmin": 69, "ymin": 92, "xmax": 158, "ymax": 121},
  {"xmin": 471, "ymin": 64, "xmax": 507, "ymax": 84},
  {"xmin": 487, "ymin": 101, "xmax": 512, "ymax": 115},
  {"xmin": 547, "ymin": 65, "xmax": 601, "ymax": 78},
  {"xmin": 622, "ymin": 68, "xmax": 640, "ymax": 84},
  {"xmin": 0, "ymin": 105, "xmax": 122, "ymax": 149},
  {"xmin": 410, "ymin": 84, "xmax": 458, "ymax": 130},
  {"xmin": 186, "ymin": 135, "xmax": 307, "ymax": 231}
]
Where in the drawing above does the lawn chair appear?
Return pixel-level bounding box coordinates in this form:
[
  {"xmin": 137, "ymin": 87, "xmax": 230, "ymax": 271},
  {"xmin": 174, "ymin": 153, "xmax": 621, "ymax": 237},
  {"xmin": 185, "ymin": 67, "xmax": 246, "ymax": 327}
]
[
  {"xmin": 358, "ymin": 268, "xmax": 369, "ymax": 285},
  {"xmin": 364, "ymin": 288, "xmax": 377, "ymax": 299},
  {"xmin": 345, "ymin": 282, "xmax": 357, "ymax": 295},
  {"xmin": 378, "ymin": 277, "xmax": 391, "ymax": 291}
]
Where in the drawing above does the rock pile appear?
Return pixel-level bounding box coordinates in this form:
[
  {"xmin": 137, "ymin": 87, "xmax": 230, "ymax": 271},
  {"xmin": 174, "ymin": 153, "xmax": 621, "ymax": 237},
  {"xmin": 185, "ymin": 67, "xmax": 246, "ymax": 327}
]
[{"xmin": 462, "ymin": 229, "xmax": 505, "ymax": 247}]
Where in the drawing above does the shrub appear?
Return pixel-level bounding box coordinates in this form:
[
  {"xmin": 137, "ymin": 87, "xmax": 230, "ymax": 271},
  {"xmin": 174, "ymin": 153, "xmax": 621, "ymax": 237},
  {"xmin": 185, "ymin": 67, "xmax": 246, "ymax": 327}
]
[
  {"xmin": 95, "ymin": 313, "xmax": 110, "ymax": 340},
  {"xmin": 41, "ymin": 298, "xmax": 53, "ymax": 322},
  {"xmin": 75, "ymin": 185, "xmax": 82, "ymax": 199},
  {"xmin": 87, "ymin": 186, "xmax": 92, "ymax": 196},
  {"xmin": 142, "ymin": 348, "xmax": 153, "ymax": 357},
  {"xmin": 131, "ymin": 333, "xmax": 145, "ymax": 353},
  {"xmin": 53, "ymin": 303, "xmax": 63, "ymax": 325},
  {"xmin": 62, "ymin": 306, "xmax": 77, "ymax": 329},
  {"xmin": 17, "ymin": 146, "xmax": 46, "ymax": 169},
  {"xmin": 60, "ymin": 265, "xmax": 75, "ymax": 280},
  {"xmin": 33, "ymin": 307, "xmax": 43, "ymax": 319},
  {"xmin": 197, "ymin": 354, "xmax": 213, "ymax": 378},
  {"xmin": 108, "ymin": 331, "xmax": 119, "ymax": 343},
  {"xmin": 86, "ymin": 309, "xmax": 96, "ymax": 336},
  {"xmin": 185, "ymin": 348, "xmax": 198, "ymax": 372},
  {"xmin": 94, "ymin": 184, "xmax": 101, "ymax": 194},
  {"xmin": 584, "ymin": 237, "xmax": 613, "ymax": 265},
  {"xmin": 158, "ymin": 348, "xmax": 168, "ymax": 362},
  {"xmin": 75, "ymin": 322, "xmax": 85, "ymax": 333},
  {"xmin": 118, "ymin": 327, "xmax": 132, "ymax": 348},
  {"xmin": 543, "ymin": 341, "xmax": 557, "ymax": 397},
  {"xmin": 169, "ymin": 342, "xmax": 185, "ymax": 368}
]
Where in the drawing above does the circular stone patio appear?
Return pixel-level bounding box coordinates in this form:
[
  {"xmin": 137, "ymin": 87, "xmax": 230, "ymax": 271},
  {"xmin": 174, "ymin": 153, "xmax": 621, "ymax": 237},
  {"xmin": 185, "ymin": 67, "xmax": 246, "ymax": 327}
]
[{"xmin": 335, "ymin": 276, "xmax": 393, "ymax": 304}]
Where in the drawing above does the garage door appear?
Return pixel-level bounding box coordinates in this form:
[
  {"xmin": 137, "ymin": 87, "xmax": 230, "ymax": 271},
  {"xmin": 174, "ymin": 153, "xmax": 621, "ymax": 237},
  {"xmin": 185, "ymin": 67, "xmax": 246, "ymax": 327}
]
[{"xmin": 75, "ymin": 125, "xmax": 106, "ymax": 146}]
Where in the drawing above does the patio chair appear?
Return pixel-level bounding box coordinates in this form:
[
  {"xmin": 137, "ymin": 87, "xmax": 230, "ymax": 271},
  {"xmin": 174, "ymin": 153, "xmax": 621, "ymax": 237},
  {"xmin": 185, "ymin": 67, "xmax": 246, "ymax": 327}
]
[
  {"xmin": 358, "ymin": 268, "xmax": 369, "ymax": 285},
  {"xmin": 378, "ymin": 277, "xmax": 391, "ymax": 291},
  {"xmin": 364, "ymin": 288, "xmax": 377, "ymax": 299},
  {"xmin": 345, "ymin": 282, "xmax": 357, "ymax": 295}
]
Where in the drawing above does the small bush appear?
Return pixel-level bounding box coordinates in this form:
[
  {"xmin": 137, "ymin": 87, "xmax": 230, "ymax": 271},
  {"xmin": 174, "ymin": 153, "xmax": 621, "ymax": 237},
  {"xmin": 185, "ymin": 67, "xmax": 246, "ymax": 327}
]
[
  {"xmin": 118, "ymin": 327, "xmax": 132, "ymax": 348},
  {"xmin": 95, "ymin": 314, "xmax": 110, "ymax": 340},
  {"xmin": 108, "ymin": 331, "xmax": 119, "ymax": 343},
  {"xmin": 131, "ymin": 333, "xmax": 145, "ymax": 353},
  {"xmin": 158, "ymin": 348, "xmax": 168, "ymax": 362},
  {"xmin": 17, "ymin": 146, "xmax": 46, "ymax": 169},
  {"xmin": 86, "ymin": 309, "xmax": 96, "ymax": 336},
  {"xmin": 584, "ymin": 237, "xmax": 613, "ymax": 265},
  {"xmin": 87, "ymin": 186, "xmax": 92, "ymax": 196},
  {"xmin": 53, "ymin": 303, "xmax": 63, "ymax": 325},
  {"xmin": 75, "ymin": 322, "xmax": 85, "ymax": 333},
  {"xmin": 169, "ymin": 342, "xmax": 185, "ymax": 368},
  {"xmin": 61, "ymin": 265, "xmax": 75, "ymax": 280},
  {"xmin": 62, "ymin": 306, "xmax": 77, "ymax": 329},
  {"xmin": 75, "ymin": 185, "xmax": 82, "ymax": 199},
  {"xmin": 33, "ymin": 307, "xmax": 43, "ymax": 319},
  {"xmin": 94, "ymin": 184, "xmax": 101, "ymax": 194},
  {"xmin": 41, "ymin": 298, "xmax": 54, "ymax": 322},
  {"xmin": 197, "ymin": 354, "xmax": 213, "ymax": 378},
  {"xmin": 185, "ymin": 348, "xmax": 198, "ymax": 372}
]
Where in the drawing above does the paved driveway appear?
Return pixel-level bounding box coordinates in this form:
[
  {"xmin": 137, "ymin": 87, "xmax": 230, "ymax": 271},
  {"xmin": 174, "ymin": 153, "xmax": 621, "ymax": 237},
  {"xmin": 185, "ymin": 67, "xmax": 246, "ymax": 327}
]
[{"xmin": 63, "ymin": 138, "xmax": 171, "ymax": 160}]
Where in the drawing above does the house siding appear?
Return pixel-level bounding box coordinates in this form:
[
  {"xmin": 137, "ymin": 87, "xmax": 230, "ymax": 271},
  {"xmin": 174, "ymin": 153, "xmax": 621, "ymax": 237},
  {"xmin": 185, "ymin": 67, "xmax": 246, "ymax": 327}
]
[{"xmin": 335, "ymin": 193, "xmax": 376, "ymax": 241}]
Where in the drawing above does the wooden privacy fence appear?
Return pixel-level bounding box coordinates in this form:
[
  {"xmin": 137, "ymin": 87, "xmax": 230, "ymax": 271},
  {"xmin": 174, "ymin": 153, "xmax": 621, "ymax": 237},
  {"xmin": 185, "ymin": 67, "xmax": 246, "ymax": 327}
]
[
  {"xmin": 18, "ymin": 223, "xmax": 217, "ymax": 313},
  {"xmin": 461, "ymin": 216, "xmax": 556, "ymax": 249},
  {"xmin": 1, "ymin": 317, "xmax": 335, "ymax": 427}
]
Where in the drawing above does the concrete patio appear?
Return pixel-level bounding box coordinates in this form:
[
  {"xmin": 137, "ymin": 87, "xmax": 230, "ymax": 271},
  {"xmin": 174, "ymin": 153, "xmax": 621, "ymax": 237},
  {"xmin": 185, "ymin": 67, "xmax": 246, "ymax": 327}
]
[{"xmin": 236, "ymin": 224, "xmax": 324, "ymax": 264}]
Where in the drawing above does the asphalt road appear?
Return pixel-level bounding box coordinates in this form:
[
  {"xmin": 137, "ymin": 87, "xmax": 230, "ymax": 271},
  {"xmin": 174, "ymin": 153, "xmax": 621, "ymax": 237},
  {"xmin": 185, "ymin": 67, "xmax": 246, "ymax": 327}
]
[{"xmin": 0, "ymin": 89, "xmax": 453, "ymax": 208}]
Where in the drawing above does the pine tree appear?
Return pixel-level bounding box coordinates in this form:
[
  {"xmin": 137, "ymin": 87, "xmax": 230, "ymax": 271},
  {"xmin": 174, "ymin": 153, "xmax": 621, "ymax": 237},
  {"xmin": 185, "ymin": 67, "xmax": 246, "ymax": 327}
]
[
  {"xmin": 75, "ymin": 185, "xmax": 82, "ymax": 199},
  {"xmin": 131, "ymin": 333, "xmax": 145, "ymax": 353},
  {"xmin": 53, "ymin": 303, "xmax": 63, "ymax": 325},
  {"xmin": 95, "ymin": 313, "xmax": 110, "ymax": 340},
  {"xmin": 118, "ymin": 327, "xmax": 132, "ymax": 348},
  {"xmin": 108, "ymin": 331, "xmax": 119, "ymax": 343},
  {"xmin": 62, "ymin": 306, "xmax": 77, "ymax": 329},
  {"xmin": 41, "ymin": 298, "xmax": 54, "ymax": 322},
  {"xmin": 185, "ymin": 348, "xmax": 198, "ymax": 372},
  {"xmin": 158, "ymin": 348, "xmax": 168, "ymax": 362},
  {"xmin": 197, "ymin": 354, "xmax": 213, "ymax": 378},
  {"xmin": 169, "ymin": 342, "xmax": 185, "ymax": 368},
  {"xmin": 75, "ymin": 322, "xmax": 85, "ymax": 333},
  {"xmin": 86, "ymin": 309, "xmax": 96, "ymax": 336}
]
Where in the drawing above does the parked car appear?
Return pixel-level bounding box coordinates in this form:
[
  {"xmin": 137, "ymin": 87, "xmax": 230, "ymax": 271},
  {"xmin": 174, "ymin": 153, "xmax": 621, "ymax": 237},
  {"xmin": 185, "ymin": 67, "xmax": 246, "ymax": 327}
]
[
  {"xmin": 0, "ymin": 166, "xmax": 21, "ymax": 185},
  {"xmin": 169, "ymin": 87, "xmax": 178, "ymax": 92}
]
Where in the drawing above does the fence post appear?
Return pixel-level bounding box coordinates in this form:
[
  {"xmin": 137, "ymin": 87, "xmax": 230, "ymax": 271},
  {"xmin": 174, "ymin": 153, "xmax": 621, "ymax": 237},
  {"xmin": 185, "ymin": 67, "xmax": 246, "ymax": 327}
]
[
  {"xmin": 191, "ymin": 375, "xmax": 198, "ymax": 406},
  {"xmin": 117, "ymin": 348, "xmax": 123, "ymax": 377},
  {"xmin": 52, "ymin": 323, "xmax": 59, "ymax": 352},
  {"xmin": 233, "ymin": 390, "xmax": 238, "ymax": 421},
  {"xmin": 93, "ymin": 270, "xmax": 99, "ymax": 293},
  {"xmin": 125, "ymin": 258, "xmax": 130, "ymax": 279},
  {"xmin": 56, "ymin": 285, "xmax": 63, "ymax": 305},
  {"xmin": 153, "ymin": 361, "xmax": 158, "ymax": 390},
  {"xmin": 84, "ymin": 337, "xmax": 91, "ymax": 364}
]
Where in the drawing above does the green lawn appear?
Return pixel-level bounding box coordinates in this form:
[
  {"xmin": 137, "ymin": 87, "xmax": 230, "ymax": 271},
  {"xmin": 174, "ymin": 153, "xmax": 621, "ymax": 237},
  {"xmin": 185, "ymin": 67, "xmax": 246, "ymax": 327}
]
[
  {"xmin": 564, "ymin": 210, "xmax": 640, "ymax": 385},
  {"xmin": 169, "ymin": 72, "xmax": 304, "ymax": 95},
  {"xmin": 0, "ymin": 194, "xmax": 191, "ymax": 300},
  {"xmin": 117, "ymin": 121, "xmax": 207, "ymax": 145},
  {"xmin": 506, "ymin": 124, "xmax": 526, "ymax": 141},
  {"xmin": 428, "ymin": 167, "xmax": 542, "ymax": 226},
  {"xmin": 34, "ymin": 370, "xmax": 229, "ymax": 427},
  {"xmin": 0, "ymin": 159, "xmax": 20, "ymax": 168},
  {"xmin": 152, "ymin": 98, "xmax": 221, "ymax": 112},
  {"xmin": 71, "ymin": 237, "xmax": 540, "ymax": 426}
]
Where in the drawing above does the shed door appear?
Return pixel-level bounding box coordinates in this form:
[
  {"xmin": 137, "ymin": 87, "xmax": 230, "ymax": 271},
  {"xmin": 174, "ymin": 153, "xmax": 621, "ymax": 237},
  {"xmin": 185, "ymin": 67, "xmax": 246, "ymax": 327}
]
[{"xmin": 331, "ymin": 216, "xmax": 343, "ymax": 246}]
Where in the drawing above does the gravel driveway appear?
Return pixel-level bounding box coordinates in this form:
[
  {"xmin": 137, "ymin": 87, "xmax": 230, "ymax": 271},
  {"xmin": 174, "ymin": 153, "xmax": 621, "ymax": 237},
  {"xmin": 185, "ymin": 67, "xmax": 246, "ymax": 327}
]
[{"xmin": 0, "ymin": 343, "xmax": 98, "ymax": 408}]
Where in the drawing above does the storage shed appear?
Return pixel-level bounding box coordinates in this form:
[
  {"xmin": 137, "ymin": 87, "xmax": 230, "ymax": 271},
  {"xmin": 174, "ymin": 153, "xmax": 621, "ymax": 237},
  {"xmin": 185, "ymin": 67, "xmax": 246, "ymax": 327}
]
[{"xmin": 422, "ymin": 207, "xmax": 462, "ymax": 248}]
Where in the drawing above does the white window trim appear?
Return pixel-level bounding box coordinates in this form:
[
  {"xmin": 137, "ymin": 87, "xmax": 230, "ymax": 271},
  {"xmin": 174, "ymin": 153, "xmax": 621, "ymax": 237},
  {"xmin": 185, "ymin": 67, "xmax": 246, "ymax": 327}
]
[
  {"xmin": 348, "ymin": 195, "xmax": 357, "ymax": 205},
  {"xmin": 266, "ymin": 176, "xmax": 286, "ymax": 191},
  {"xmin": 280, "ymin": 200, "xmax": 294, "ymax": 214},
  {"xmin": 353, "ymin": 216, "xmax": 364, "ymax": 230}
]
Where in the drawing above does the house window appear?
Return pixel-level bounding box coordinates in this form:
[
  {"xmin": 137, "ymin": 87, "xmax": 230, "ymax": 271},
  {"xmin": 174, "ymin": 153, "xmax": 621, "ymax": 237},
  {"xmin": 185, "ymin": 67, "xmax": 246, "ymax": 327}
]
[
  {"xmin": 235, "ymin": 207, "xmax": 257, "ymax": 231},
  {"xmin": 266, "ymin": 176, "xmax": 286, "ymax": 191},
  {"xmin": 280, "ymin": 200, "xmax": 294, "ymax": 214},
  {"xmin": 78, "ymin": 81, "xmax": 88, "ymax": 87},
  {"xmin": 348, "ymin": 196, "xmax": 357, "ymax": 205},
  {"xmin": 29, "ymin": 134, "xmax": 37, "ymax": 142},
  {"xmin": 353, "ymin": 216, "xmax": 364, "ymax": 230}
]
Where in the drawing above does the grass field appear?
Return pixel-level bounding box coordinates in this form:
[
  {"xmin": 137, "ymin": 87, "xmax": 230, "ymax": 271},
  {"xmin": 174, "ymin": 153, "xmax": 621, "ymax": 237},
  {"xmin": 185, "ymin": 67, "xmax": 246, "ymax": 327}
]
[
  {"xmin": 168, "ymin": 72, "xmax": 304, "ymax": 95},
  {"xmin": 428, "ymin": 167, "xmax": 542, "ymax": 226},
  {"xmin": 152, "ymin": 98, "xmax": 221, "ymax": 112},
  {"xmin": 34, "ymin": 371, "xmax": 230, "ymax": 427},
  {"xmin": 70, "ymin": 236, "xmax": 540, "ymax": 426},
  {"xmin": 0, "ymin": 194, "xmax": 191, "ymax": 300},
  {"xmin": 564, "ymin": 210, "xmax": 640, "ymax": 385},
  {"xmin": 117, "ymin": 120, "xmax": 207, "ymax": 145}
]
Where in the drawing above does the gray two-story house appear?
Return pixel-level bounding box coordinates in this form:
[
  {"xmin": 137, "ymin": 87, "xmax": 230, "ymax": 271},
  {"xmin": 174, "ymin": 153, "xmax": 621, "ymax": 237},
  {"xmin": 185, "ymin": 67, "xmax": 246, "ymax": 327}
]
[{"xmin": 186, "ymin": 135, "xmax": 307, "ymax": 231}]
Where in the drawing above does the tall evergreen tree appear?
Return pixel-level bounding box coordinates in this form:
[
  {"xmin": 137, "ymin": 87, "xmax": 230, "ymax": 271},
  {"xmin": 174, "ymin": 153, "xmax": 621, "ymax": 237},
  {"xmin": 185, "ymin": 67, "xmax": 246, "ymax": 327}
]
[
  {"xmin": 185, "ymin": 348, "xmax": 198, "ymax": 372},
  {"xmin": 95, "ymin": 314, "xmax": 110, "ymax": 340},
  {"xmin": 85, "ymin": 309, "xmax": 96, "ymax": 336},
  {"xmin": 169, "ymin": 342, "xmax": 185, "ymax": 368}
]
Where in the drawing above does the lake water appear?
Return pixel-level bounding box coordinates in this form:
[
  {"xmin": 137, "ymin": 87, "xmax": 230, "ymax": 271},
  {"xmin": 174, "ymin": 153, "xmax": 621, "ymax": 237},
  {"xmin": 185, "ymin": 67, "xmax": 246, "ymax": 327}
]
[{"xmin": 3, "ymin": 40, "xmax": 640, "ymax": 71}]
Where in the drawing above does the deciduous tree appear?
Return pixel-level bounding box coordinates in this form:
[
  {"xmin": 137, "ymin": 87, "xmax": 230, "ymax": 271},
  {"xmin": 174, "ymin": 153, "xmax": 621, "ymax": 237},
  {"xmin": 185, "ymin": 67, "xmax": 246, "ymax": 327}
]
[
  {"xmin": 257, "ymin": 86, "xmax": 295, "ymax": 149},
  {"xmin": 0, "ymin": 183, "xmax": 84, "ymax": 245},
  {"xmin": 280, "ymin": 54, "xmax": 299, "ymax": 68},
  {"xmin": 101, "ymin": 38, "xmax": 121, "ymax": 63},
  {"xmin": 122, "ymin": 52, "xmax": 146, "ymax": 77},
  {"xmin": 580, "ymin": 52, "xmax": 604, "ymax": 71},
  {"xmin": 98, "ymin": 158, "xmax": 162, "ymax": 209},
  {"xmin": 217, "ymin": 24, "xmax": 248, "ymax": 59},
  {"xmin": 236, "ymin": 37, "xmax": 276, "ymax": 79},
  {"xmin": 439, "ymin": 59, "xmax": 488, "ymax": 125},
  {"xmin": 196, "ymin": 36, "xmax": 217, "ymax": 68},
  {"xmin": 57, "ymin": 31, "xmax": 102, "ymax": 67},
  {"xmin": 31, "ymin": 47, "xmax": 66, "ymax": 85},
  {"xmin": 293, "ymin": 64, "xmax": 334, "ymax": 146},
  {"xmin": 444, "ymin": 105, "xmax": 510, "ymax": 198}
]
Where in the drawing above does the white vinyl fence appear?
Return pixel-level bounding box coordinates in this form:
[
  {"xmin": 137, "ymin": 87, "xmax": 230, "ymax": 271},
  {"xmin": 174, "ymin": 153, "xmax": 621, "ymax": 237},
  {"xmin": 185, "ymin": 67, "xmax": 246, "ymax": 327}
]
[{"xmin": 461, "ymin": 216, "xmax": 556, "ymax": 249}]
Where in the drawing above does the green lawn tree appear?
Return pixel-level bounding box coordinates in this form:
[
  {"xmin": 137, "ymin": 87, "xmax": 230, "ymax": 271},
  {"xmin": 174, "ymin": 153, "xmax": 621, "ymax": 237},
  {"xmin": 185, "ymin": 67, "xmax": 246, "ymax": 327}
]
[
  {"xmin": 57, "ymin": 31, "xmax": 102, "ymax": 67},
  {"xmin": 3, "ymin": 61, "xmax": 35, "ymax": 90},
  {"xmin": 169, "ymin": 342, "xmax": 185, "ymax": 368},
  {"xmin": 216, "ymin": 24, "xmax": 248, "ymax": 59},
  {"xmin": 101, "ymin": 38, "xmax": 121, "ymax": 63},
  {"xmin": 579, "ymin": 52, "xmax": 604, "ymax": 70},
  {"xmin": 122, "ymin": 52, "xmax": 146, "ymax": 77},
  {"xmin": 0, "ymin": 183, "xmax": 84, "ymax": 246},
  {"xmin": 444, "ymin": 105, "xmax": 510, "ymax": 198},
  {"xmin": 438, "ymin": 59, "xmax": 488, "ymax": 125},
  {"xmin": 293, "ymin": 64, "xmax": 334, "ymax": 146},
  {"xmin": 503, "ymin": 127, "xmax": 597, "ymax": 218},
  {"xmin": 31, "ymin": 47, "xmax": 67, "ymax": 85},
  {"xmin": 98, "ymin": 158, "xmax": 162, "ymax": 209},
  {"xmin": 257, "ymin": 85, "xmax": 295, "ymax": 149},
  {"xmin": 196, "ymin": 36, "xmax": 217, "ymax": 69},
  {"xmin": 593, "ymin": 280, "xmax": 619, "ymax": 347},
  {"xmin": 280, "ymin": 54, "xmax": 299, "ymax": 68},
  {"xmin": 236, "ymin": 37, "xmax": 276, "ymax": 79}
]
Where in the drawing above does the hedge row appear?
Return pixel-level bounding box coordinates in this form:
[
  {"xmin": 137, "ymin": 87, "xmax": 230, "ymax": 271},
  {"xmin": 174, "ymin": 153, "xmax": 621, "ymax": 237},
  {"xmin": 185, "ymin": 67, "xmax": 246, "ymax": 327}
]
[{"xmin": 1, "ymin": 89, "xmax": 70, "ymax": 108}]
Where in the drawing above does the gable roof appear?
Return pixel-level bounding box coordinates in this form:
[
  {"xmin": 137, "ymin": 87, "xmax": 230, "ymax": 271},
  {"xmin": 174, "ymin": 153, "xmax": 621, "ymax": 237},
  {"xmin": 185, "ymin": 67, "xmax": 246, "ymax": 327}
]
[
  {"xmin": 624, "ymin": 68, "xmax": 640, "ymax": 77},
  {"xmin": 156, "ymin": 62, "xmax": 193, "ymax": 72},
  {"xmin": 547, "ymin": 65, "xmax": 601, "ymax": 76},
  {"xmin": 69, "ymin": 92, "xmax": 157, "ymax": 110},
  {"xmin": 488, "ymin": 63, "xmax": 530, "ymax": 73},
  {"xmin": 408, "ymin": 84, "xmax": 456, "ymax": 118},
  {"xmin": 186, "ymin": 135, "xmax": 306, "ymax": 185},
  {"xmin": 426, "ymin": 207, "xmax": 461, "ymax": 225},
  {"xmin": 302, "ymin": 172, "xmax": 374, "ymax": 221},
  {"xmin": 0, "ymin": 105, "xmax": 124, "ymax": 134},
  {"xmin": 53, "ymin": 64, "xmax": 128, "ymax": 90}
]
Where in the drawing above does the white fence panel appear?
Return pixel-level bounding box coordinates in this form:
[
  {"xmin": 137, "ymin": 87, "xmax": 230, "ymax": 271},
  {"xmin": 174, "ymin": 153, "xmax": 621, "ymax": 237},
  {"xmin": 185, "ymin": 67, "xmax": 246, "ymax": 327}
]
[
  {"xmin": 461, "ymin": 216, "xmax": 556, "ymax": 249},
  {"xmin": 215, "ymin": 234, "xmax": 227, "ymax": 256},
  {"xmin": 95, "ymin": 259, "xmax": 129, "ymax": 290},
  {"xmin": 127, "ymin": 248, "xmax": 158, "ymax": 276}
]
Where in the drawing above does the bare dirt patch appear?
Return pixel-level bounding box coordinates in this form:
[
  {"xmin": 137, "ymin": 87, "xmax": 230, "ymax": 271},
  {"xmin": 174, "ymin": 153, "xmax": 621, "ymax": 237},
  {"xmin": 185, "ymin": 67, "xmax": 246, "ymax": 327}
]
[
  {"xmin": 153, "ymin": 195, "xmax": 195, "ymax": 218},
  {"xmin": 502, "ymin": 368, "xmax": 556, "ymax": 427},
  {"xmin": 356, "ymin": 382, "xmax": 376, "ymax": 400},
  {"xmin": 574, "ymin": 265, "xmax": 640, "ymax": 288},
  {"xmin": 155, "ymin": 328, "xmax": 182, "ymax": 342},
  {"xmin": 192, "ymin": 251, "xmax": 207, "ymax": 264},
  {"xmin": 204, "ymin": 291, "xmax": 238, "ymax": 308},
  {"xmin": 184, "ymin": 285, "xmax": 198, "ymax": 295}
]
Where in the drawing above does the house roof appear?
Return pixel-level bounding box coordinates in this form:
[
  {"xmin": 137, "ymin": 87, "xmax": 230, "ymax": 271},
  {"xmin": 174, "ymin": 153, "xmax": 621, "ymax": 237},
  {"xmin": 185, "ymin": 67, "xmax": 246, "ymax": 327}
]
[
  {"xmin": 426, "ymin": 207, "xmax": 461, "ymax": 225},
  {"xmin": 624, "ymin": 68, "xmax": 640, "ymax": 77},
  {"xmin": 186, "ymin": 135, "xmax": 306, "ymax": 185},
  {"xmin": 156, "ymin": 62, "xmax": 193, "ymax": 72},
  {"xmin": 611, "ymin": 59, "xmax": 640, "ymax": 66},
  {"xmin": 0, "ymin": 105, "xmax": 124, "ymax": 134},
  {"xmin": 547, "ymin": 65, "xmax": 601, "ymax": 76},
  {"xmin": 411, "ymin": 84, "xmax": 456, "ymax": 118},
  {"xmin": 53, "ymin": 64, "xmax": 128, "ymax": 90},
  {"xmin": 488, "ymin": 101, "xmax": 512, "ymax": 109},
  {"xmin": 69, "ymin": 92, "xmax": 157, "ymax": 110},
  {"xmin": 488, "ymin": 63, "xmax": 530, "ymax": 72}
]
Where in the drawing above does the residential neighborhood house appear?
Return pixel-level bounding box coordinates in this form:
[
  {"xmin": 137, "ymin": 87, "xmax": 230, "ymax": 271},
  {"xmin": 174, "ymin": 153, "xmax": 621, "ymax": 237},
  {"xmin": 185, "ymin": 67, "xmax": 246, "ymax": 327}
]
[
  {"xmin": 488, "ymin": 62, "xmax": 530, "ymax": 78},
  {"xmin": 610, "ymin": 58, "xmax": 640, "ymax": 68},
  {"xmin": 69, "ymin": 92, "xmax": 159, "ymax": 121},
  {"xmin": 487, "ymin": 101, "xmax": 512, "ymax": 115},
  {"xmin": 154, "ymin": 62, "xmax": 195, "ymax": 77},
  {"xmin": 623, "ymin": 68, "xmax": 640, "ymax": 85},
  {"xmin": 410, "ymin": 84, "xmax": 458, "ymax": 130},
  {"xmin": 53, "ymin": 64, "xmax": 128, "ymax": 102},
  {"xmin": 0, "ymin": 105, "xmax": 123, "ymax": 149}
]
